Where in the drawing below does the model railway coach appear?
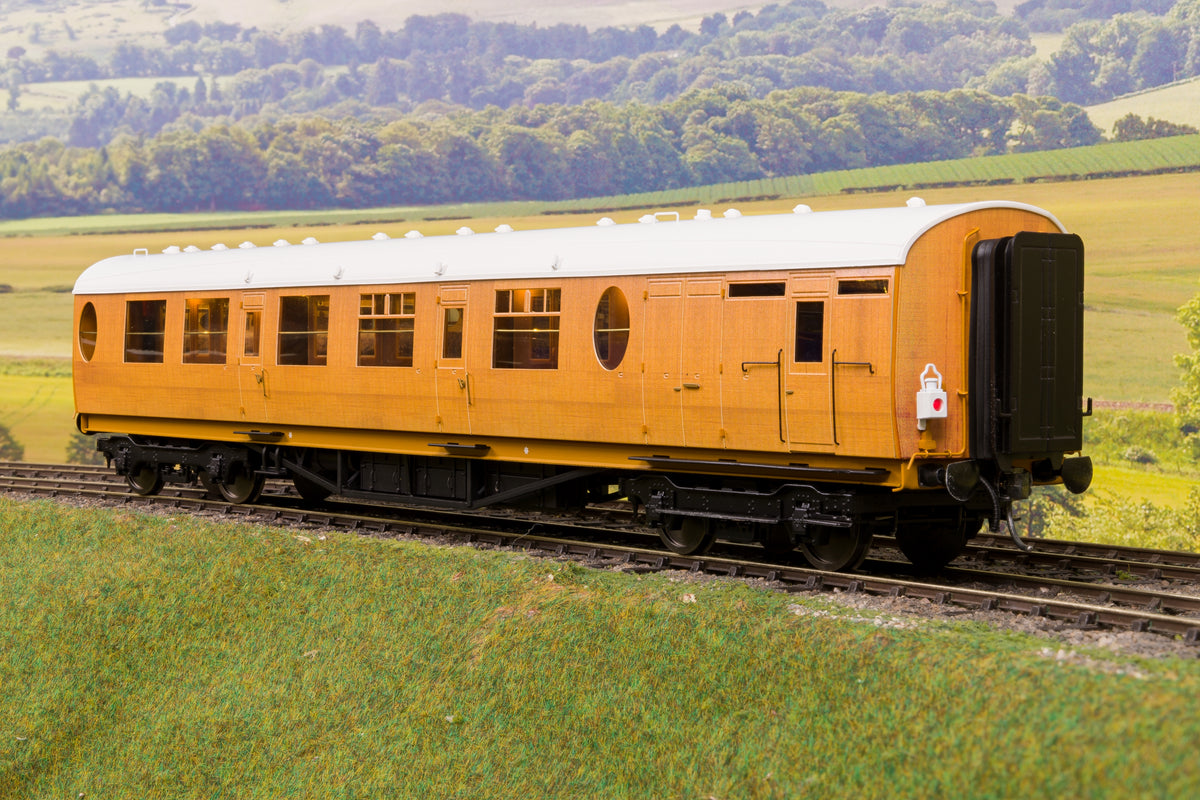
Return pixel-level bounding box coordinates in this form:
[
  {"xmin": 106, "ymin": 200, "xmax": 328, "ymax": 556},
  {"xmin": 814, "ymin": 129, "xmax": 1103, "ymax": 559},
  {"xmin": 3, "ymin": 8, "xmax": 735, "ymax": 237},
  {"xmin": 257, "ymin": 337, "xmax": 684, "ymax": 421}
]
[{"xmin": 72, "ymin": 200, "xmax": 1092, "ymax": 571}]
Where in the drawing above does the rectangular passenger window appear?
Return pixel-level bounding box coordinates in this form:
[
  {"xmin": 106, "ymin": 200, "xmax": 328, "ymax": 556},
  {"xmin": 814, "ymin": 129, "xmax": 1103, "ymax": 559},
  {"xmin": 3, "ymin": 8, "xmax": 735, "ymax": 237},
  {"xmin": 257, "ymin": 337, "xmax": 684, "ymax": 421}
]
[
  {"xmin": 183, "ymin": 298, "xmax": 229, "ymax": 364},
  {"xmin": 837, "ymin": 279, "xmax": 889, "ymax": 295},
  {"xmin": 124, "ymin": 299, "xmax": 166, "ymax": 363},
  {"xmin": 278, "ymin": 295, "xmax": 329, "ymax": 366},
  {"xmin": 728, "ymin": 282, "xmax": 785, "ymax": 297},
  {"xmin": 795, "ymin": 301, "xmax": 824, "ymax": 363},
  {"xmin": 493, "ymin": 288, "xmax": 560, "ymax": 369},
  {"xmin": 359, "ymin": 292, "xmax": 415, "ymax": 367}
]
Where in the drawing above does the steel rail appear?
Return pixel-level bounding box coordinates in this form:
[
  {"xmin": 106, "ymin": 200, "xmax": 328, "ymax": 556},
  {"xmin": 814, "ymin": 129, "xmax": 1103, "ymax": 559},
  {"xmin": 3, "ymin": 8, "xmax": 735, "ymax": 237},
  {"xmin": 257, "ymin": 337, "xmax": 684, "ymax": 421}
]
[{"xmin": 4, "ymin": 462, "xmax": 1200, "ymax": 643}]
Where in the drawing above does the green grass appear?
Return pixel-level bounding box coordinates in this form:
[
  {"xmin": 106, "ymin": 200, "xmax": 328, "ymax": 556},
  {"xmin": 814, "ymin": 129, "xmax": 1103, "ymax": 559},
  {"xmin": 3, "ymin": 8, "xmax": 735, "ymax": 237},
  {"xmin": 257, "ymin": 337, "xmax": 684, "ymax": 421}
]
[
  {"xmin": 2, "ymin": 498, "xmax": 1199, "ymax": 799},
  {"xmin": 1091, "ymin": 465, "xmax": 1198, "ymax": 508},
  {"xmin": 0, "ymin": 369, "xmax": 75, "ymax": 462}
]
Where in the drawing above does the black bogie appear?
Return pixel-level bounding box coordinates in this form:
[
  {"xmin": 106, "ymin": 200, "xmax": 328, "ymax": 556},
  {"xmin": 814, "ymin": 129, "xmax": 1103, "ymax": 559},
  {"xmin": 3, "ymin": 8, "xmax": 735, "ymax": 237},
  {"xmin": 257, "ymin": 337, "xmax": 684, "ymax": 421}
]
[{"xmin": 100, "ymin": 435, "xmax": 263, "ymax": 497}]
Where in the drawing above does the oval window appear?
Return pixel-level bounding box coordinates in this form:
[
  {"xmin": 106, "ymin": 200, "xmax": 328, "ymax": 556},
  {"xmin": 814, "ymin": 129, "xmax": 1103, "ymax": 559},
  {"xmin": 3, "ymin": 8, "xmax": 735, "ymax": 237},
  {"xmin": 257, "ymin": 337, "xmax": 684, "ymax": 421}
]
[
  {"xmin": 78, "ymin": 302, "xmax": 98, "ymax": 362},
  {"xmin": 593, "ymin": 287, "xmax": 630, "ymax": 370}
]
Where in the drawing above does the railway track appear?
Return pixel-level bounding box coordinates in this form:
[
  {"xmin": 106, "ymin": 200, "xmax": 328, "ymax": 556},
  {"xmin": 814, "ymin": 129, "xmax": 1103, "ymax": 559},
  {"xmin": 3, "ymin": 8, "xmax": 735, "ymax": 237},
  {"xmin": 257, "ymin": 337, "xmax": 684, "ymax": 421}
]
[{"xmin": 4, "ymin": 461, "xmax": 1200, "ymax": 651}]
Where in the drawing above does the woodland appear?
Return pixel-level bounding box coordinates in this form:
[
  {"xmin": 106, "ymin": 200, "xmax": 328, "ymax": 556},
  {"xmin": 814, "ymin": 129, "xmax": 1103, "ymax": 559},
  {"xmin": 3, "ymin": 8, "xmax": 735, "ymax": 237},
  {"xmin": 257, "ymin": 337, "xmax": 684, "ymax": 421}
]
[{"xmin": 2, "ymin": 0, "xmax": 1199, "ymax": 216}]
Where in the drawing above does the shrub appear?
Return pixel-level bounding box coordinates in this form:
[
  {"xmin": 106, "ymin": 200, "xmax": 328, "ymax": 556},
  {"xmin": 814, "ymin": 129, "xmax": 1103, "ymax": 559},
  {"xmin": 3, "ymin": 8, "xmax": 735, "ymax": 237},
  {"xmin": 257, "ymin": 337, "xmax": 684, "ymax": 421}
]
[
  {"xmin": 0, "ymin": 425, "xmax": 23, "ymax": 461},
  {"xmin": 66, "ymin": 430, "xmax": 105, "ymax": 465},
  {"xmin": 1122, "ymin": 445, "xmax": 1158, "ymax": 465}
]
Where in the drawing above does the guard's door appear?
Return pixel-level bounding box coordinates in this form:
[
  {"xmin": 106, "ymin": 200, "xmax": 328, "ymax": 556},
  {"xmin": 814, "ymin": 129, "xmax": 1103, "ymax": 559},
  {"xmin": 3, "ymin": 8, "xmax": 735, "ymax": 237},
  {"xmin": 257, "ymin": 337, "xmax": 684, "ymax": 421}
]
[
  {"xmin": 722, "ymin": 282, "xmax": 788, "ymax": 452},
  {"xmin": 236, "ymin": 293, "xmax": 268, "ymax": 422},
  {"xmin": 830, "ymin": 275, "xmax": 894, "ymax": 456},
  {"xmin": 786, "ymin": 274, "xmax": 834, "ymax": 451},
  {"xmin": 435, "ymin": 286, "xmax": 471, "ymax": 434}
]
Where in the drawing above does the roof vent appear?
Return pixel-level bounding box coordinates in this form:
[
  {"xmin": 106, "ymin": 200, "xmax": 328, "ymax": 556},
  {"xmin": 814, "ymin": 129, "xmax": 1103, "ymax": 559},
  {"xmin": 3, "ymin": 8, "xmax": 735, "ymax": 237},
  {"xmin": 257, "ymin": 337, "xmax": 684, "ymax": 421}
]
[
  {"xmin": 302, "ymin": 237, "xmax": 319, "ymax": 245},
  {"xmin": 372, "ymin": 232, "xmax": 390, "ymax": 241},
  {"xmin": 695, "ymin": 209, "xmax": 712, "ymax": 221},
  {"xmin": 184, "ymin": 245, "xmax": 201, "ymax": 253},
  {"xmin": 238, "ymin": 241, "xmax": 256, "ymax": 249},
  {"xmin": 494, "ymin": 224, "xmax": 514, "ymax": 234},
  {"xmin": 596, "ymin": 217, "xmax": 616, "ymax": 226},
  {"xmin": 211, "ymin": 243, "xmax": 228, "ymax": 251},
  {"xmin": 723, "ymin": 208, "xmax": 742, "ymax": 218},
  {"xmin": 404, "ymin": 230, "xmax": 423, "ymax": 239},
  {"xmin": 638, "ymin": 214, "xmax": 657, "ymax": 224},
  {"xmin": 163, "ymin": 245, "xmax": 181, "ymax": 254},
  {"xmin": 456, "ymin": 227, "xmax": 475, "ymax": 236},
  {"xmin": 273, "ymin": 239, "xmax": 290, "ymax": 247},
  {"xmin": 906, "ymin": 197, "xmax": 926, "ymax": 208},
  {"xmin": 793, "ymin": 204, "xmax": 813, "ymax": 214}
]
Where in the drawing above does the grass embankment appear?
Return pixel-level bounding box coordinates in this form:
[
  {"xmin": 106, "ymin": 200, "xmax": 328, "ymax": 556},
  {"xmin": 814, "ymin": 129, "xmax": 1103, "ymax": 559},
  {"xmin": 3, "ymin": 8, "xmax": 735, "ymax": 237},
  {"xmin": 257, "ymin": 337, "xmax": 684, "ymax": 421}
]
[{"xmin": 1, "ymin": 498, "xmax": 1198, "ymax": 798}]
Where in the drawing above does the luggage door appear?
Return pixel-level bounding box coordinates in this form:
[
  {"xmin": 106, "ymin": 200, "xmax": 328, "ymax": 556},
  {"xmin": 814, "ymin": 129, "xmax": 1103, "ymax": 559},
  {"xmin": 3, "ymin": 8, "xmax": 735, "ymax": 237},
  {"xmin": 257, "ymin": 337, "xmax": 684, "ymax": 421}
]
[{"xmin": 641, "ymin": 279, "xmax": 684, "ymax": 446}]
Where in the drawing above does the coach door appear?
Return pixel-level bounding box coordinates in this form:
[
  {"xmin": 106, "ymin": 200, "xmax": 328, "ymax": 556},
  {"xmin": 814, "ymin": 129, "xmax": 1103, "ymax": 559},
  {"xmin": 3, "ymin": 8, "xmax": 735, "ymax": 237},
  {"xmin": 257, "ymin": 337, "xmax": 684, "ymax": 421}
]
[
  {"xmin": 722, "ymin": 280, "xmax": 789, "ymax": 452},
  {"xmin": 829, "ymin": 274, "xmax": 894, "ymax": 457},
  {"xmin": 236, "ymin": 293, "xmax": 269, "ymax": 422},
  {"xmin": 641, "ymin": 280, "xmax": 685, "ymax": 445},
  {"xmin": 785, "ymin": 274, "xmax": 834, "ymax": 451},
  {"xmin": 641, "ymin": 278, "xmax": 725, "ymax": 448},
  {"xmin": 435, "ymin": 286, "xmax": 472, "ymax": 434}
]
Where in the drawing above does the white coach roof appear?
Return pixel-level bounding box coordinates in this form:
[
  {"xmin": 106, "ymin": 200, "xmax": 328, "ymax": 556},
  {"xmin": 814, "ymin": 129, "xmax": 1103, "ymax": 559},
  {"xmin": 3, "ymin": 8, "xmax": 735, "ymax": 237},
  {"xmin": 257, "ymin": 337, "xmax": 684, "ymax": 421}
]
[{"xmin": 73, "ymin": 201, "xmax": 1066, "ymax": 295}]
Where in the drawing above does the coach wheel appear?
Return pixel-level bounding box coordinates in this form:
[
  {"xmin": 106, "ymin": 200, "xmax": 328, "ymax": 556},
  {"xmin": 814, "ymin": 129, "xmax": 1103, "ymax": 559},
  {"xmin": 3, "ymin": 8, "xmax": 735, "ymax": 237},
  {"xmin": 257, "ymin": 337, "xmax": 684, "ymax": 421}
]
[
  {"xmin": 197, "ymin": 471, "xmax": 222, "ymax": 500},
  {"xmin": 214, "ymin": 468, "xmax": 265, "ymax": 504},
  {"xmin": 659, "ymin": 516, "xmax": 716, "ymax": 556},
  {"xmin": 127, "ymin": 464, "xmax": 164, "ymax": 496},
  {"xmin": 798, "ymin": 523, "xmax": 873, "ymax": 572},
  {"xmin": 895, "ymin": 513, "xmax": 984, "ymax": 572}
]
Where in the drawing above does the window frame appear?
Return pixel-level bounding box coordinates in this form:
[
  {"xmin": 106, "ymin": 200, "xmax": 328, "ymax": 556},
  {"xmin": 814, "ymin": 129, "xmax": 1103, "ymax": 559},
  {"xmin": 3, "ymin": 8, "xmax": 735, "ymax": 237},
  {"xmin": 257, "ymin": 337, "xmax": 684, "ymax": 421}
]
[
  {"xmin": 277, "ymin": 294, "xmax": 330, "ymax": 366},
  {"xmin": 182, "ymin": 297, "xmax": 230, "ymax": 364},
  {"xmin": 492, "ymin": 287, "xmax": 561, "ymax": 370},
  {"xmin": 358, "ymin": 292, "xmax": 416, "ymax": 367},
  {"xmin": 124, "ymin": 299, "xmax": 167, "ymax": 364}
]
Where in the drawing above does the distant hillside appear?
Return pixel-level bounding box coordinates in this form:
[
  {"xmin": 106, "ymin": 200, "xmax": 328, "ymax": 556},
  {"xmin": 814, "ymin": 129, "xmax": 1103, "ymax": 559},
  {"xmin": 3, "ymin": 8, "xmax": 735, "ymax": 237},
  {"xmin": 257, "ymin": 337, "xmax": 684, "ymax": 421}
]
[
  {"xmin": 1086, "ymin": 78, "xmax": 1200, "ymax": 134},
  {"xmin": 3, "ymin": 0, "xmax": 762, "ymax": 60}
]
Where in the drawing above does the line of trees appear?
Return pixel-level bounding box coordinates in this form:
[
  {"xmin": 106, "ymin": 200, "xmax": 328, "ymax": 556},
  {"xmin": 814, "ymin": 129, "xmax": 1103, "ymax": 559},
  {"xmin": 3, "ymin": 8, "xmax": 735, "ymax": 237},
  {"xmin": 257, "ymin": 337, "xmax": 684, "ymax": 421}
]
[
  {"xmin": 5, "ymin": 1, "xmax": 1045, "ymax": 148},
  {"xmin": 0, "ymin": 85, "xmax": 1102, "ymax": 218},
  {"xmin": 1032, "ymin": 0, "xmax": 1200, "ymax": 104}
]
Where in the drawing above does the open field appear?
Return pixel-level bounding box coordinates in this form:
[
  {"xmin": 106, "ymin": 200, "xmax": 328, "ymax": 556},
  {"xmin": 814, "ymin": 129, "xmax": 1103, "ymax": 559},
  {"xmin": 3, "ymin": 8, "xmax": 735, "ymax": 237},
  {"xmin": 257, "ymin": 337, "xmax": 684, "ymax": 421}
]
[
  {"xmin": 1086, "ymin": 77, "xmax": 1200, "ymax": 133},
  {"xmin": 14, "ymin": 75, "xmax": 202, "ymax": 113},
  {"xmin": 2, "ymin": 170, "xmax": 1198, "ymax": 462},
  {"xmin": 1, "ymin": 498, "xmax": 1197, "ymax": 799},
  {"xmin": 0, "ymin": 0, "xmax": 773, "ymax": 62}
]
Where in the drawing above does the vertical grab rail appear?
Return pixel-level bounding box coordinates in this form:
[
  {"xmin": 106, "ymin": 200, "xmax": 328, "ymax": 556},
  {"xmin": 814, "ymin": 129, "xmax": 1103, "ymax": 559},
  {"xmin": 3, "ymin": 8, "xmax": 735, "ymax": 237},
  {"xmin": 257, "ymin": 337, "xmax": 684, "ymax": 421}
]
[
  {"xmin": 741, "ymin": 349, "xmax": 785, "ymax": 443},
  {"xmin": 831, "ymin": 348, "xmax": 874, "ymax": 446}
]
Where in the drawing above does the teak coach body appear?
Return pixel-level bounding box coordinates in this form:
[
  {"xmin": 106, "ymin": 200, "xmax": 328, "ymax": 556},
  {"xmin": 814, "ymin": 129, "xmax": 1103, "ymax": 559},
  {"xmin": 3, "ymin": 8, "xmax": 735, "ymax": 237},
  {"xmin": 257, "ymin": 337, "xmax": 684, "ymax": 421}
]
[{"xmin": 72, "ymin": 200, "xmax": 1092, "ymax": 570}]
